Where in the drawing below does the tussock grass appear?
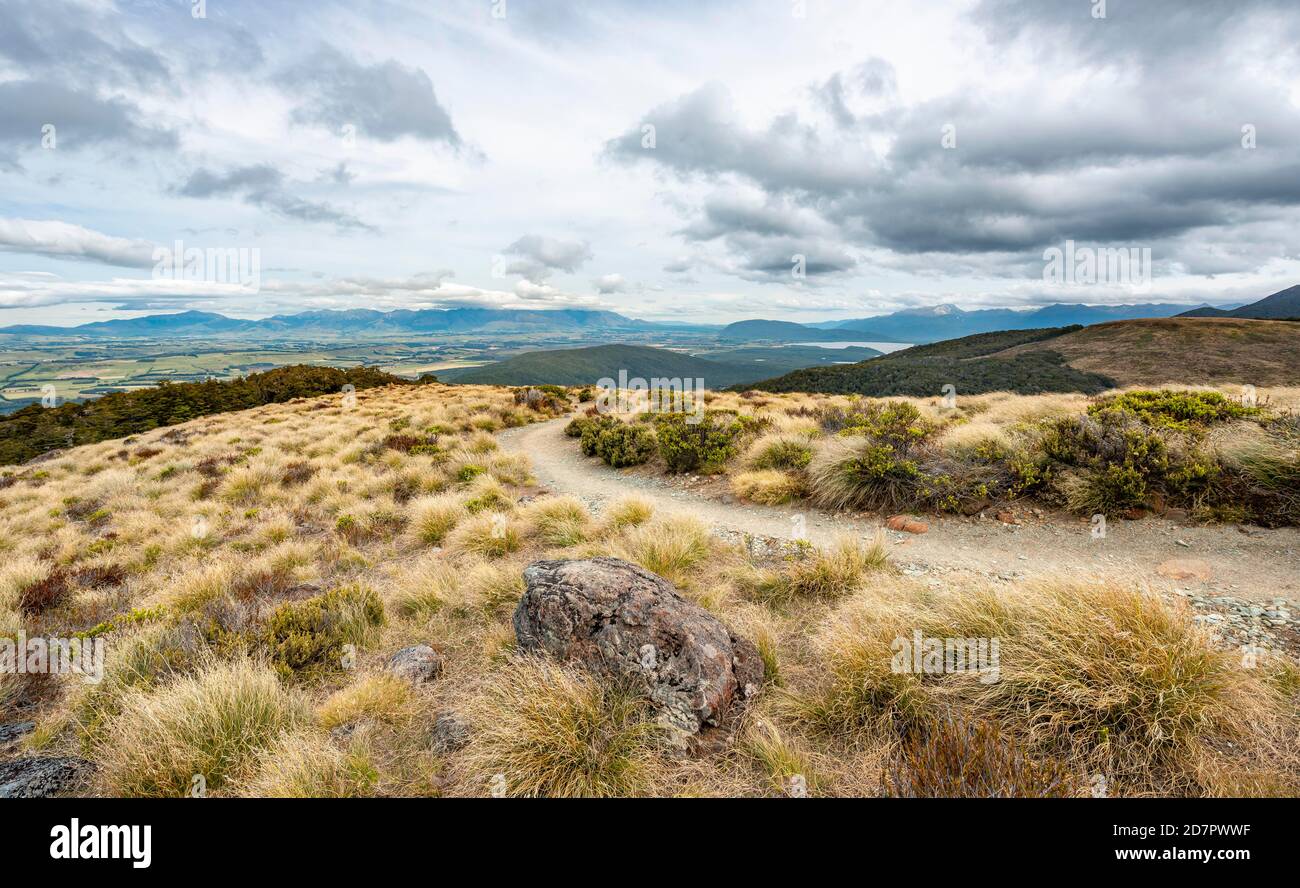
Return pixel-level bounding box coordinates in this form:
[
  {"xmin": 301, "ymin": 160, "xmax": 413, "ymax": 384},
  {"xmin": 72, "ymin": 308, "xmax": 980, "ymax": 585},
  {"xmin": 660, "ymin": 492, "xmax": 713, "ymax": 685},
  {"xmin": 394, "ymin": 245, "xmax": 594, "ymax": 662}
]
[
  {"xmin": 601, "ymin": 495, "xmax": 653, "ymax": 530},
  {"xmin": 406, "ymin": 493, "xmax": 466, "ymax": 546},
  {"xmin": 731, "ymin": 469, "xmax": 804, "ymax": 505},
  {"xmin": 99, "ymin": 657, "xmax": 305, "ymax": 797},
  {"xmin": 743, "ymin": 433, "xmax": 814, "ymax": 471},
  {"xmin": 458, "ymin": 656, "xmax": 665, "ymax": 798},
  {"xmin": 520, "ymin": 495, "xmax": 592, "ymax": 547},
  {"xmin": 786, "ymin": 533, "xmax": 888, "ymax": 598},
  {"xmin": 790, "ymin": 576, "xmax": 1295, "ymax": 795},
  {"xmin": 448, "ymin": 514, "xmax": 523, "ymax": 559},
  {"xmin": 742, "ymin": 717, "xmax": 821, "ymax": 796},
  {"xmin": 610, "ymin": 515, "xmax": 712, "ymax": 586},
  {"xmin": 318, "ymin": 674, "xmax": 415, "ymax": 730},
  {"xmin": 238, "ymin": 730, "xmax": 379, "ymax": 798}
]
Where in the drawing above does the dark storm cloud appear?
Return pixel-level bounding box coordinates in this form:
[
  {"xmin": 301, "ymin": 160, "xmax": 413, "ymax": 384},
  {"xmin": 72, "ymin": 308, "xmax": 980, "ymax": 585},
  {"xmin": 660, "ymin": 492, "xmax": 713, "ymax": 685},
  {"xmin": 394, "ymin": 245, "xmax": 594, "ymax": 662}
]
[
  {"xmin": 605, "ymin": 3, "xmax": 1300, "ymax": 276},
  {"xmin": 278, "ymin": 46, "xmax": 462, "ymax": 146},
  {"xmin": 176, "ymin": 165, "xmax": 373, "ymax": 231}
]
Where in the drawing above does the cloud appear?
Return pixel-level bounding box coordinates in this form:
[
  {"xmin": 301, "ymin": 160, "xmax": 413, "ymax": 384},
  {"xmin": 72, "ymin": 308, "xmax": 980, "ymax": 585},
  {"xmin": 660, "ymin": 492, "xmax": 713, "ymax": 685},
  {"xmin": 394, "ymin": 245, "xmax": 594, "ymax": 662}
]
[
  {"xmin": 592, "ymin": 273, "xmax": 627, "ymax": 294},
  {"xmin": 502, "ymin": 235, "xmax": 593, "ymax": 283},
  {"xmin": 175, "ymin": 165, "xmax": 373, "ymax": 231},
  {"xmin": 278, "ymin": 45, "xmax": 462, "ymax": 146},
  {"xmin": 0, "ymin": 0, "xmax": 172, "ymax": 90},
  {"xmin": 0, "ymin": 80, "xmax": 176, "ymax": 155},
  {"xmin": 604, "ymin": 10, "xmax": 1300, "ymax": 282},
  {"xmin": 0, "ymin": 219, "xmax": 156, "ymax": 268},
  {"xmin": 0, "ymin": 269, "xmax": 604, "ymax": 314}
]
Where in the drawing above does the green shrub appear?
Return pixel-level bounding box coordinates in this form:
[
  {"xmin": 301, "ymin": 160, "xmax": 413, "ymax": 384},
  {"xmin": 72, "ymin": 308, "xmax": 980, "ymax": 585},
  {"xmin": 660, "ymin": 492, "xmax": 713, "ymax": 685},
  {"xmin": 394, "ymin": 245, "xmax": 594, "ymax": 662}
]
[
  {"xmin": 593, "ymin": 423, "xmax": 657, "ymax": 468},
  {"xmin": 261, "ymin": 585, "xmax": 385, "ymax": 680},
  {"xmin": 653, "ymin": 411, "xmax": 754, "ymax": 474},
  {"xmin": 455, "ymin": 464, "xmax": 486, "ymax": 483},
  {"xmin": 574, "ymin": 416, "xmax": 621, "ymax": 456},
  {"xmin": 808, "ymin": 436, "xmax": 924, "ymax": 511},
  {"xmin": 747, "ymin": 434, "xmax": 814, "ymax": 470},
  {"xmin": 1089, "ymin": 389, "xmax": 1258, "ymax": 431}
]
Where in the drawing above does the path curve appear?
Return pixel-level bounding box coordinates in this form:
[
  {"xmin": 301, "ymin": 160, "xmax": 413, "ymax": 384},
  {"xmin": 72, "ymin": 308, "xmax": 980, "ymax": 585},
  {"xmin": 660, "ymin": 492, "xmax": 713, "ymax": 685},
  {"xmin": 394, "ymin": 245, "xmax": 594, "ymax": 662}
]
[{"xmin": 499, "ymin": 418, "xmax": 1300, "ymax": 604}]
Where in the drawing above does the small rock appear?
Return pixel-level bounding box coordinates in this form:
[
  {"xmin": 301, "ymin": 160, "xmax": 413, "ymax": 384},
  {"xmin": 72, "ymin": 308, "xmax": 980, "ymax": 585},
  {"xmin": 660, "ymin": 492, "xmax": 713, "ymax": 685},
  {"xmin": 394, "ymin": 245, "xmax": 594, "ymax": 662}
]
[
  {"xmin": 431, "ymin": 712, "xmax": 470, "ymax": 754},
  {"xmin": 886, "ymin": 515, "xmax": 929, "ymax": 535},
  {"xmin": 0, "ymin": 721, "xmax": 35, "ymax": 748},
  {"xmin": 995, "ymin": 510, "xmax": 1019, "ymax": 525},
  {"xmin": 387, "ymin": 644, "xmax": 444, "ymax": 684},
  {"xmin": 0, "ymin": 756, "xmax": 94, "ymax": 798}
]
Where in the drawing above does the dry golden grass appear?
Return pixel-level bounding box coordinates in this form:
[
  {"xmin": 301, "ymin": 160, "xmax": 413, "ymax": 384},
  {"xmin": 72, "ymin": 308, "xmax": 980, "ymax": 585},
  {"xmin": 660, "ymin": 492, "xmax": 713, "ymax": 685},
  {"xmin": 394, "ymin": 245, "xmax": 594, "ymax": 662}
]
[
  {"xmin": 2, "ymin": 380, "xmax": 1295, "ymax": 798},
  {"xmin": 455, "ymin": 656, "xmax": 666, "ymax": 798},
  {"xmin": 731, "ymin": 469, "xmax": 805, "ymax": 505}
]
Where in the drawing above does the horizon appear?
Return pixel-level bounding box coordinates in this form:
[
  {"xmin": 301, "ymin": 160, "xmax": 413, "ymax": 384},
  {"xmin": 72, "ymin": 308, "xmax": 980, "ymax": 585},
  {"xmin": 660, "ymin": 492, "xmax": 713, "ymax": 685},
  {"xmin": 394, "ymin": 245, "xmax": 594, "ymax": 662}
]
[
  {"xmin": 0, "ymin": 296, "xmax": 1254, "ymax": 330},
  {"xmin": 3, "ymin": 1, "xmax": 1300, "ymax": 327}
]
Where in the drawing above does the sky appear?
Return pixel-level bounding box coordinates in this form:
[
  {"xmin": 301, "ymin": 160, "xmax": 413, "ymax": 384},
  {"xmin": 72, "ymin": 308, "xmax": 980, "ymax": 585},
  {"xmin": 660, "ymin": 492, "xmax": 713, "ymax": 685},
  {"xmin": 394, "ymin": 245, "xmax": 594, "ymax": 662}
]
[{"xmin": 2, "ymin": 0, "xmax": 1300, "ymax": 326}]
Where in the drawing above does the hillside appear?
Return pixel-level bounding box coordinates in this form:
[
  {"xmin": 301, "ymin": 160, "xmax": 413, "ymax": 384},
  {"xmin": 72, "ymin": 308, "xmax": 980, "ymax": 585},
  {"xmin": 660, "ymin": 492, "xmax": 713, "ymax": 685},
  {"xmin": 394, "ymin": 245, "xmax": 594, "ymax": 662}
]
[
  {"xmin": 0, "ymin": 365, "xmax": 425, "ymax": 465},
  {"xmin": 1178, "ymin": 284, "xmax": 1300, "ymax": 320},
  {"xmin": 3, "ymin": 380, "xmax": 1295, "ymax": 800},
  {"xmin": 739, "ymin": 326, "xmax": 1115, "ymax": 395},
  {"xmin": 993, "ymin": 317, "xmax": 1300, "ymax": 387},
  {"xmin": 831, "ymin": 301, "xmax": 1213, "ymax": 343},
  {"xmin": 440, "ymin": 343, "xmax": 807, "ymax": 387}
]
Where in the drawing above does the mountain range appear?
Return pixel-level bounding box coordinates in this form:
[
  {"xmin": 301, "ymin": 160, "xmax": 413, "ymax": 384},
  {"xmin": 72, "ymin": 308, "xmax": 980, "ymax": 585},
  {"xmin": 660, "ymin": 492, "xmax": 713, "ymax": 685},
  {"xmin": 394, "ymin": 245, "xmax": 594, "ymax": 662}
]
[
  {"xmin": 0, "ymin": 308, "xmax": 656, "ymax": 338},
  {"xmin": 1176, "ymin": 284, "xmax": 1300, "ymax": 320},
  {"xmin": 3, "ymin": 291, "xmax": 1290, "ymax": 343},
  {"xmin": 826, "ymin": 301, "xmax": 1227, "ymax": 343}
]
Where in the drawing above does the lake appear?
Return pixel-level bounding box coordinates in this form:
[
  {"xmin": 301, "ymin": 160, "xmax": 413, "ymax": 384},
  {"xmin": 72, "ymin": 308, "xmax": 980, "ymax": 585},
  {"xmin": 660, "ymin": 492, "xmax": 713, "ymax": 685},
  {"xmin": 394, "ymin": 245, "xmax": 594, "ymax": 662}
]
[{"xmin": 796, "ymin": 341, "xmax": 913, "ymax": 354}]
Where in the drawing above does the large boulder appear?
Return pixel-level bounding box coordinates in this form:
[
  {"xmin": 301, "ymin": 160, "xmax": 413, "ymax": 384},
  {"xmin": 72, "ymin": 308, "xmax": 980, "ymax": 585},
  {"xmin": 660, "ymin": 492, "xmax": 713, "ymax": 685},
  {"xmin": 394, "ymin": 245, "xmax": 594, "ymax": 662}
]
[
  {"xmin": 514, "ymin": 557, "xmax": 763, "ymax": 735},
  {"xmin": 0, "ymin": 756, "xmax": 94, "ymax": 798}
]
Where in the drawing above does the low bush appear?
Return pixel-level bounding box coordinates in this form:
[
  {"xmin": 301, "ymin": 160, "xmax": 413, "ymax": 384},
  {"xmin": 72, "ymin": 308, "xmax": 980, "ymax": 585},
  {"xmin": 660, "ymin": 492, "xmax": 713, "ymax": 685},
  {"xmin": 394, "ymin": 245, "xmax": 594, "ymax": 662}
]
[
  {"xmin": 261, "ymin": 585, "xmax": 385, "ymax": 680},
  {"xmin": 592, "ymin": 422, "xmax": 656, "ymax": 468},
  {"xmin": 653, "ymin": 411, "xmax": 758, "ymax": 474},
  {"xmin": 1089, "ymin": 389, "xmax": 1258, "ymax": 431}
]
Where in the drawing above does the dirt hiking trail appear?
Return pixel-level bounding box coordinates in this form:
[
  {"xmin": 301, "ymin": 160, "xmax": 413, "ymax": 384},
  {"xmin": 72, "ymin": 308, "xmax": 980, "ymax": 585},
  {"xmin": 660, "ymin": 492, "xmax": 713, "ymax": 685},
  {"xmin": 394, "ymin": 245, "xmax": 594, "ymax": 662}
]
[{"xmin": 500, "ymin": 418, "xmax": 1300, "ymax": 610}]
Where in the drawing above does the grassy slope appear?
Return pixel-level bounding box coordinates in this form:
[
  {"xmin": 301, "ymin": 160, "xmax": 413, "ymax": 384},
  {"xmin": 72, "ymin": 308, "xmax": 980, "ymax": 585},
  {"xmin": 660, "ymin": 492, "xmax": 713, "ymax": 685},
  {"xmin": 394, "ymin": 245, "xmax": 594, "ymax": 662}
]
[
  {"xmin": 993, "ymin": 317, "xmax": 1300, "ymax": 387},
  {"xmin": 3, "ymin": 383, "xmax": 1295, "ymax": 798},
  {"xmin": 739, "ymin": 326, "xmax": 1115, "ymax": 395}
]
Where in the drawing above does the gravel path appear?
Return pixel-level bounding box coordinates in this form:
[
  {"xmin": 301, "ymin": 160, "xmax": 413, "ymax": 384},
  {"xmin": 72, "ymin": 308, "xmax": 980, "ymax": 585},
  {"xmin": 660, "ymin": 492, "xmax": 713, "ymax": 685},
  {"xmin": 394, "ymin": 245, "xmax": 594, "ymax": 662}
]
[{"xmin": 500, "ymin": 418, "xmax": 1300, "ymax": 618}]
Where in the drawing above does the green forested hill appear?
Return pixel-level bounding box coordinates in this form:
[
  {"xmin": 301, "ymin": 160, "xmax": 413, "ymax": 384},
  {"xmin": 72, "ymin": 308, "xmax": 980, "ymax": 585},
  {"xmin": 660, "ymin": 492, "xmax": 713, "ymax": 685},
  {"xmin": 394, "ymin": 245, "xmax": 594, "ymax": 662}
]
[
  {"xmin": 736, "ymin": 326, "xmax": 1116, "ymax": 396},
  {"xmin": 441, "ymin": 343, "xmax": 815, "ymax": 387},
  {"xmin": 0, "ymin": 365, "xmax": 424, "ymax": 466}
]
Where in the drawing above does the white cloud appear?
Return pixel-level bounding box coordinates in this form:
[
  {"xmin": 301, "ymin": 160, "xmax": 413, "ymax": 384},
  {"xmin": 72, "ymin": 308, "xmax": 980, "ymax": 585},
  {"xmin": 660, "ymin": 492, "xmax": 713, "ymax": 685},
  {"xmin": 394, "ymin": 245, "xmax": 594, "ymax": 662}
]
[{"xmin": 0, "ymin": 218, "xmax": 156, "ymax": 268}]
